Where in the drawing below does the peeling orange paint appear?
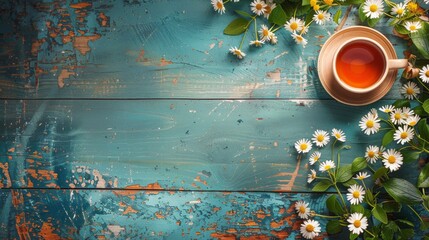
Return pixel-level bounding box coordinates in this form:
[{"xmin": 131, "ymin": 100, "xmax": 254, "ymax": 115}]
[
  {"xmin": 15, "ymin": 213, "xmax": 30, "ymax": 240},
  {"xmin": 73, "ymin": 34, "xmax": 101, "ymax": 55},
  {"xmin": 57, "ymin": 69, "xmax": 75, "ymax": 88},
  {"xmin": 155, "ymin": 211, "xmax": 165, "ymax": 219},
  {"xmin": 194, "ymin": 176, "xmax": 208, "ymax": 186},
  {"xmin": 39, "ymin": 222, "xmax": 61, "ymax": 240},
  {"xmin": 270, "ymin": 230, "xmax": 289, "ymax": 239},
  {"xmin": 256, "ymin": 209, "xmax": 270, "ymax": 219},
  {"xmin": 31, "ymin": 39, "xmax": 46, "ymax": 56},
  {"xmin": 12, "ymin": 190, "xmax": 24, "ymax": 208},
  {"xmin": 26, "ymin": 169, "xmax": 58, "ymax": 181},
  {"xmin": 123, "ymin": 206, "xmax": 138, "ymax": 215},
  {"xmin": 113, "ymin": 182, "xmax": 163, "ymax": 199},
  {"xmin": 226, "ymin": 210, "xmax": 236, "ymax": 216},
  {"xmin": 0, "ymin": 163, "xmax": 11, "ymax": 188},
  {"xmin": 8, "ymin": 147, "xmax": 15, "ymax": 153},
  {"xmin": 98, "ymin": 12, "xmax": 109, "ymax": 27},
  {"xmin": 70, "ymin": 2, "xmax": 92, "ymax": 9},
  {"xmin": 210, "ymin": 232, "xmax": 236, "ymax": 240},
  {"xmin": 242, "ymin": 220, "xmax": 258, "ymax": 227},
  {"xmin": 212, "ymin": 207, "xmax": 221, "ymax": 213},
  {"xmin": 241, "ymin": 236, "xmax": 270, "ymax": 240},
  {"xmin": 226, "ymin": 228, "xmax": 237, "ymax": 234}
]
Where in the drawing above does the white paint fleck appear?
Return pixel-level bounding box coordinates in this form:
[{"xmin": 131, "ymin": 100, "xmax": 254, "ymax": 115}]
[{"xmin": 107, "ymin": 225, "xmax": 125, "ymax": 237}]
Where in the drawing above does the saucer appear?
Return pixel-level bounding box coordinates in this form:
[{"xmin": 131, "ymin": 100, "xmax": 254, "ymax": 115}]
[{"xmin": 318, "ymin": 26, "xmax": 399, "ymax": 106}]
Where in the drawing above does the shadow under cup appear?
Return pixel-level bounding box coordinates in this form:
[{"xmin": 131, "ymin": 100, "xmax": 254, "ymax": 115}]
[{"xmin": 334, "ymin": 38, "xmax": 387, "ymax": 93}]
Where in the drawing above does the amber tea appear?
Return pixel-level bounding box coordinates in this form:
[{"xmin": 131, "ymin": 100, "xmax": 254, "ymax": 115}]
[{"xmin": 335, "ymin": 41, "xmax": 386, "ymax": 89}]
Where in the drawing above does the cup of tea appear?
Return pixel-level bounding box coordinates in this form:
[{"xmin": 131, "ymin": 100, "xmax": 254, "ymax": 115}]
[{"xmin": 332, "ymin": 37, "xmax": 408, "ymax": 93}]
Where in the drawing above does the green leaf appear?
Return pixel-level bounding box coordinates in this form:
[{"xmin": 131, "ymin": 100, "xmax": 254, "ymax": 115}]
[
  {"xmin": 410, "ymin": 22, "xmax": 429, "ymax": 59},
  {"xmin": 326, "ymin": 195, "xmax": 344, "ymax": 215},
  {"xmin": 372, "ymin": 204, "xmax": 388, "ymax": 224},
  {"xmin": 373, "ymin": 167, "xmax": 388, "ymax": 180},
  {"xmin": 349, "ymin": 233, "xmax": 358, "ymax": 240},
  {"xmin": 396, "ymin": 219, "xmax": 414, "ymax": 227},
  {"xmin": 382, "ymin": 221, "xmax": 399, "ymax": 240},
  {"xmin": 234, "ymin": 10, "xmax": 252, "ymax": 18},
  {"xmin": 393, "ymin": 99, "xmax": 410, "ymax": 108},
  {"xmin": 326, "ymin": 220, "xmax": 342, "ymax": 234},
  {"xmin": 423, "ymin": 99, "xmax": 429, "ymax": 114},
  {"xmin": 384, "ymin": 178, "xmax": 423, "ymax": 204},
  {"xmin": 333, "ymin": 9, "xmax": 342, "ymax": 24},
  {"xmin": 268, "ymin": 6, "xmax": 287, "ymax": 25},
  {"xmin": 223, "ymin": 18, "xmax": 249, "ymax": 35},
  {"xmin": 365, "ymin": 188, "xmax": 374, "ymax": 205},
  {"xmin": 382, "ymin": 130, "xmax": 394, "ymax": 147},
  {"xmin": 302, "ymin": 0, "xmax": 311, "ymax": 5},
  {"xmin": 399, "ymin": 229, "xmax": 415, "ymax": 239},
  {"xmin": 351, "ymin": 157, "xmax": 367, "ymax": 173},
  {"xmin": 304, "ymin": 9, "xmax": 315, "ymax": 25},
  {"xmin": 336, "ymin": 164, "xmax": 352, "ymax": 183},
  {"xmin": 401, "ymin": 149, "xmax": 420, "ymax": 163},
  {"xmin": 368, "ymin": 16, "xmax": 381, "ymax": 27},
  {"xmin": 350, "ymin": 204, "xmax": 365, "ymax": 214},
  {"xmin": 382, "ymin": 201, "xmax": 402, "ymax": 213},
  {"xmin": 418, "ymin": 118, "xmax": 429, "ymax": 140},
  {"xmin": 358, "ymin": 3, "xmax": 367, "ymax": 23},
  {"xmin": 418, "ymin": 163, "xmax": 429, "ymax": 188},
  {"xmin": 342, "ymin": 0, "xmax": 364, "ymax": 4},
  {"xmin": 413, "ymin": 105, "xmax": 428, "ymax": 117},
  {"xmin": 394, "ymin": 24, "xmax": 409, "ymax": 35},
  {"xmin": 312, "ymin": 180, "xmax": 332, "ymax": 192},
  {"xmin": 342, "ymin": 179, "xmax": 358, "ymax": 188}
]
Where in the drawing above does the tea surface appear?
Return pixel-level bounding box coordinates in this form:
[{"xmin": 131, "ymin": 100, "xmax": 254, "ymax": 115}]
[{"xmin": 335, "ymin": 41, "xmax": 385, "ymax": 88}]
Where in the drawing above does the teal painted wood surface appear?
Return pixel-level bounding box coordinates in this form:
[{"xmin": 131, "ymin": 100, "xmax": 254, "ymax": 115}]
[{"xmin": 1, "ymin": 0, "xmax": 427, "ymax": 239}]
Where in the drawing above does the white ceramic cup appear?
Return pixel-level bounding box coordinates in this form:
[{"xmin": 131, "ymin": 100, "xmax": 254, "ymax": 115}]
[{"xmin": 332, "ymin": 37, "xmax": 408, "ymax": 93}]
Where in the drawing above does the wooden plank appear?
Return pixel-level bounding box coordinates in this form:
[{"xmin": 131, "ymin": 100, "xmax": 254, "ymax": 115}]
[
  {"xmin": 1, "ymin": 189, "xmax": 427, "ymax": 239},
  {"xmin": 0, "ymin": 0, "xmax": 406, "ymax": 99},
  {"xmin": 0, "ymin": 99, "xmax": 420, "ymax": 191}
]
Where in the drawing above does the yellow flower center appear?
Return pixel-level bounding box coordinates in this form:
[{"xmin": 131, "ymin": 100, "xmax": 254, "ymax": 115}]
[
  {"xmin": 397, "ymin": 8, "xmax": 404, "ymax": 15},
  {"xmin": 317, "ymin": 135, "xmax": 324, "ymax": 142},
  {"xmin": 353, "ymin": 191, "xmax": 360, "ymax": 198},
  {"xmin": 300, "ymin": 143, "xmax": 308, "ymax": 151},
  {"xmin": 306, "ymin": 224, "xmax": 315, "ymax": 232},
  {"xmin": 296, "ymin": 35, "xmax": 303, "ymax": 42},
  {"xmin": 366, "ymin": 120, "xmax": 374, "ymax": 128},
  {"xmin": 290, "ymin": 22, "xmax": 298, "ymax": 30},
  {"xmin": 216, "ymin": 2, "xmax": 223, "ymax": 9},
  {"xmin": 370, "ymin": 4, "xmax": 378, "ymax": 12},
  {"xmin": 394, "ymin": 113, "xmax": 401, "ymax": 120},
  {"xmin": 234, "ymin": 50, "xmax": 241, "ymax": 55},
  {"xmin": 263, "ymin": 29, "xmax": 269, "ymax": 36},
  {"xmin": 407, "ymin": 2, "xmax": 418, "ymax": 12},
  {"xmin": 317, "ymin": 13, "xmax": 324, "ymax": 20},
  {"xmin": 335, "ymin": 133, "xmax": 341, "ymax": 139},
  {"xmin": 313, "ymin": 5, "xmax": 320, "ymax": 11},
  {"xmin": 264, "ymin": 5, "xmax": 272, "ymax": 14},
  {"xmin": 299, "ymin": 206, "xmax": 306, "ymax": 213},
  {"xmin": 324, "ymin": 165, "xmax": 331, "ymax": 170},
  {"xmin": 401, "ymin": 132, "xmax": 408, "ymax": 139},
  {"xmin": 425, "ymin": 70, "xmax": 429, "ymax": 78},
  {"xmin": 409, "ymin": 121, "xmax": 417, "ymax": 126},
  {"xmin": 406, "ymin": 88, "xmax": 414, "ymax": 95},
  {"xmin": 388, "ymin": 155, "xmax": 396, "ymax": 164},
  {"xmin": 368, "ymin": 151, "xmax": 375, "ymax": 158},
  {"xmin": 256, "ymin": 3, "xmax": 263, "ymax": 10},
  {"xmin": 410, "ymin": 25, "xmax": 417, "ymax": 31},
  {"xmin": 354, "ymin": 220, "xmax": 362, "ymax": 228}
]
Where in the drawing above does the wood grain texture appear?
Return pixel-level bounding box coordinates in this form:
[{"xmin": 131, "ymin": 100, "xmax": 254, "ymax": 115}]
[
  {"xmin": 1, "ymin": 189, "xmax": 426, "ymax": 239},
  {"xmin": 0, "ymin": 99, "xmax": 421, "ymax": 191},
  {"xmin": 0, "ymin": 0, "xmax": 407, "ymax": 99}
]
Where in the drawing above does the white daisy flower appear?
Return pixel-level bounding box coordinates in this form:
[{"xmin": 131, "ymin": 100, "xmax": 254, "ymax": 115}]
[
  {"xmin": 379, "ymin": 105, "xmax": 394, "ymax": 113},
  {"xmin": 402, "ymin": 107, "xmax": 414, "ymax": 119},
  {"xmin": 258, "ymin": 24, "xmax": 274, "ymax": 42},
  {"xmin": 370, "ymin": 108, "xmax": 379, "ymax": 118},
  {"xmin": 363, "ymin": 0, "xmax": 384, "ymax": 19},
  {"xmin": 270, "ymin": 32, "xmax": 278, "ymax": 44},
  {"xmin": 354, "ymin": 172, "xmax": 370, "ymax": 180},
  {"xmin": 211, "ymin": 0, "xmax": 226, "ymax": 14},
  {"xmin": 309, "ymin": 151, "xmax": 321, "ymax": 165},
  {"xmin": 347, "ymin": 184, "xmax": 365, "ymax": 205},
  {"xmin": 420, "ymin": 65, "xmax": 429, "ymax": 83},
  {"xmin": 406, "ymin": 115, "xmax": 420, "ymax": 127},
  {"xmin": 390, "ymin": 108, "xmax": 406, "ymax": 125},
  {"xmin": 331, "ymin": 128, "xmax": 346, "ymax": 142},
  {"xmin": 300, "ymin": 219, "xmax": 321, "ymax": 239},
  {"xmin": 311, "ymin": 130, "xmax": 330, "ymax": 147},
  {"xmin": 391, "ymin": 2, "xmax": 407, "ymax": 16},
  {"xmin": 284, "ymin": 17, "xmax": 304, "ymax": 33},
  {"xmin": 250, "ymin": 0, "xmax": 267, "ymax": 16},
  {"xmin": 359, "ymin": 112, "xmax": 381, "ymax": 135},
  {"xmin": 382, "ymin": 149, "xmax": 403, "ymax": 172},
  {"xmin": 393, "ymin": 125, "xmax": 414, "ymax": 145},
  {"xmin": 404, "ymin": 21, "xmax": 422, "ymax": 33},
  {"xmin": 249, "ymin": 40, "xmax": 264, "ymax": 47},
  {"xmin": 401, "ymin": 81, "xmax": 420, "ymax": 100},
  {"xmin": 365, "ymin": 145, "xmax": 379, "ymax": 164},
  {"xmin": 307, "ymin": 169, "xmax": 317, "ymax": 183},
  {"xmin": 291, "ymin": 33, "xmax": 308, "ymax": 47},
  {"xmin": 295, "ymin": 200, "xmax": 311, "ymax": 219},
  {"xmin": 319, "ymin": 160, "xmax": 336, "ymax": 172},
  {"xmin": 300, "ymin": 25, "xmax": 309, "ymax": 35},
  {"xmin": 263, "ymin": 2, "xmax": 276, "ymax": 18},
  {"xmin": 295, "ymin": 138, "xmax": 312, "ymax": 154},
  {"xmin": 347, "ymin": 213, "xmax": 368, "ymax": 235},
  {"xmin": 313, "ymin": 10, "xmax": 331, "ymax": 25},
  {"xmin": 229, "ymin": 47, "xmax": 246, "ymax": 59}
]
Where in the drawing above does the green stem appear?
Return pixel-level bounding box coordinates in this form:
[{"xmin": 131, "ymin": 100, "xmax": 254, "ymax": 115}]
[
  {"xmin": 364, "ymin": 229, "xmax": 376, "ymax": 238},
  {"xmin": 417, "ymin": 76, "xmax": 429, "ymax": 93},
  {"xmin": 334, "ymin": 183, "xmax": 348, "ymax": 213},
  {"xmin": 254, "ymin": 18, "xmax": 258, "ymax": 40},
  {"xmin": 408, "ymin": 205, "xmax": 424, "ymax": 223},
  {"xmin": 238, "ymin": 23, "xmax": 250, "ymax": 49},
  {"xmin": 313, "ymin": 213, "xmax": 342, "ymax": 219}
]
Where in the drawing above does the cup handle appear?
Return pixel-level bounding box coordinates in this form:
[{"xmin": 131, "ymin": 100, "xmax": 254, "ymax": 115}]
[{"xmin": 387, "ymin": 59, "xmax": 408, "ymax": 69}]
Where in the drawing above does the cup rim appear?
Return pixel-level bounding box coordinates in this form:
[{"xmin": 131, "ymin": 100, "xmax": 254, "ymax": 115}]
[{"xmin": 332, "ymin": 36, "xmax": 389, "ymax": 94}]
